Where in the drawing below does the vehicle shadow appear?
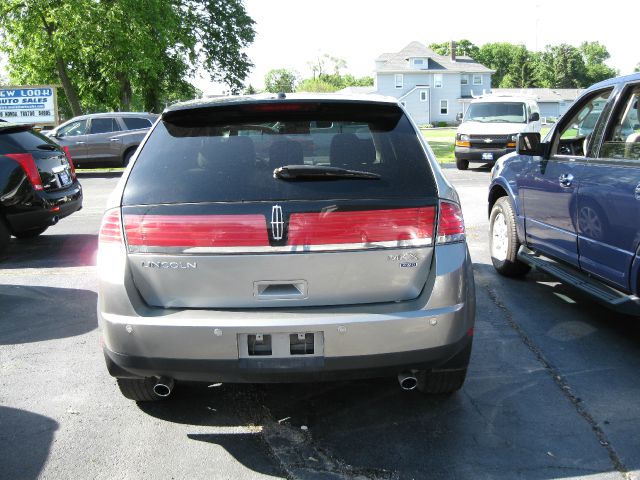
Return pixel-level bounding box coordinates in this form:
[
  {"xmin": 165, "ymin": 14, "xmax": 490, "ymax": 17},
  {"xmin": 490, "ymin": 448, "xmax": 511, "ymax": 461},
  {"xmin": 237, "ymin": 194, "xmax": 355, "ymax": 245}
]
[
  {"xmin": 75, "ymin": 170, "xmax": 123, "ymax": 178},
  {"xmin": 0, "ymin": 406, "xmax": 58, "ymax": 480},
  {"xmin": 0, "ymin": 284, "xmax": 97, "ymax": 345},
  {"xmin": 137, "ymin": 368, "xmax": 624, "ymax": 479},
  {"xmin": 1, "ymin": 234, "xmax": 97, "ymax": 269}
]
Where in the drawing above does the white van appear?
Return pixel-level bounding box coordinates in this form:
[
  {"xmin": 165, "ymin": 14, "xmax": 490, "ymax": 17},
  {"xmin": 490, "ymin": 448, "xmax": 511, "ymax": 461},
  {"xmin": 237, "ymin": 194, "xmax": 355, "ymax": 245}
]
[{"xmin": 454, "ymin": 95, "xmax": 541, "ymax": 170}]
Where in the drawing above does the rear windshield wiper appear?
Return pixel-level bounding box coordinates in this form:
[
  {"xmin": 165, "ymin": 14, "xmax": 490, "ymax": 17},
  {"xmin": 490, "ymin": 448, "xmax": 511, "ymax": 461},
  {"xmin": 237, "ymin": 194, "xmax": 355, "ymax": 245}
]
[{"xmin": 273, "ymin": 165, "xmax": 380, "ymax": 180}]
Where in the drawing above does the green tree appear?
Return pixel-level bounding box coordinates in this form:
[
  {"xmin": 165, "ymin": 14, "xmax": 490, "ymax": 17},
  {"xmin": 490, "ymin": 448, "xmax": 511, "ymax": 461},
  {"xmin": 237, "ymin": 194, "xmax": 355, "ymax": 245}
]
[
  {"xmin": 0, "ymin": 0, "xmax": 255, "ymax": 115},
  {"xmin": 537, "ymin": 44, "xmax": 587, "ymax": 88},
  {"xmin": 428, "ymin": 40, "xmax": 479, "ymax": 58},
  {"xmin": 296, "ymin": 78, "xmax": 338, "ymax": 93},
  {"xmin": 579, "ymin": 41, "xmax": 618, "ymax": 85},
  {"xmin": 264, "ymin": 69, "xmax": 297, "ymax": 93}
]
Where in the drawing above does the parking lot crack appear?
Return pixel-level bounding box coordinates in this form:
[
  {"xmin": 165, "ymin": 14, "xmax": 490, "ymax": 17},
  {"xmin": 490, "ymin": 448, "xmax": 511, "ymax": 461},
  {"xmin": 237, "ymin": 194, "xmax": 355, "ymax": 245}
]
[{"xmin": 476, "ymin": 269, "xmax": 631, "ymax": 479}]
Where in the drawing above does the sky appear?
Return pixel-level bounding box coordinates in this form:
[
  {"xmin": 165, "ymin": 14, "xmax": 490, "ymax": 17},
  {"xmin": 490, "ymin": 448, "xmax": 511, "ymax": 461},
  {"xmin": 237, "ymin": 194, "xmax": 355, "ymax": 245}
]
[{"xmin": 193, "ymin": 0, "xmax": 638, "ymax": 94}]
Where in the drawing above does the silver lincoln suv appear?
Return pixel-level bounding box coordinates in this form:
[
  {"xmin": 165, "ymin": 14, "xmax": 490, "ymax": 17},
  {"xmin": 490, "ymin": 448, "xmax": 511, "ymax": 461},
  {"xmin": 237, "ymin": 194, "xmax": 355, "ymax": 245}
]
[{"xmin": 97, "ymin": 94, "xmax": 476, "ymax": 401}]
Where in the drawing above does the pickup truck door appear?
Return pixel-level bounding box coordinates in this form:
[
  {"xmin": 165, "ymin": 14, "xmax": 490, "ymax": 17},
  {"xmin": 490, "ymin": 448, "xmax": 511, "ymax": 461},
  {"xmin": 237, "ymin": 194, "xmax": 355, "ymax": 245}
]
[
  {"xmin": 577, "ymin": 83, "xmax": 640, "ymax": 291},
  {"xmin": 520, "ymin": 89, "xmax": 613, "ymax": 267}
]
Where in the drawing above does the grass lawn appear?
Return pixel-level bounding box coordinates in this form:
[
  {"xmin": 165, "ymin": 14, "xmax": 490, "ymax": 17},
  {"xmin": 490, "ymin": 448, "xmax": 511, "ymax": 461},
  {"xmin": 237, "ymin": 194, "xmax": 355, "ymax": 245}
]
[{"xmin": 421, "ymin": 127, "xmax": 552, "ymax": 164}]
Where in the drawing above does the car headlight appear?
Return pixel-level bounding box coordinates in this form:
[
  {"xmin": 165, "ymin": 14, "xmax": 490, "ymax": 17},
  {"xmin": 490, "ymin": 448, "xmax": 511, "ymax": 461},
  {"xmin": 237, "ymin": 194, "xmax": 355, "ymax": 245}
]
[{"xmin": 455, "ymin": 134, "xmax": 470, "ymax": 147}]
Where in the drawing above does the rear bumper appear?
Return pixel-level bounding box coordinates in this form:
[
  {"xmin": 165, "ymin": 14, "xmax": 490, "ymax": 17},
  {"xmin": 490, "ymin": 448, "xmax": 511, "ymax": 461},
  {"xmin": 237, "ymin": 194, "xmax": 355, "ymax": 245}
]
[
  {"xmin": 4, "ymin": 181, "xmax": 83, "ymax": 232},
  {"xmin": 104, "ymin": 334, "xmax": 472, "ymax": 382},
  {"xmin": 455, "ymin": 146, "xmax": 513, "ymax": 163},
  {"xmin": 98, "ymin": 242, "xmax": 476, "ymax": 383}
]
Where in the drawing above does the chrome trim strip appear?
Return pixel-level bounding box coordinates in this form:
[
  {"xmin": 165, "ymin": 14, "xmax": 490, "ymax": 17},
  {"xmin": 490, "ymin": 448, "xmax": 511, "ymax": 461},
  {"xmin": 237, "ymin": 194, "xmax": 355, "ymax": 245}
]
[{"xmin": 127, "ymin": 237, "xmax": 434, "ymax": 254}]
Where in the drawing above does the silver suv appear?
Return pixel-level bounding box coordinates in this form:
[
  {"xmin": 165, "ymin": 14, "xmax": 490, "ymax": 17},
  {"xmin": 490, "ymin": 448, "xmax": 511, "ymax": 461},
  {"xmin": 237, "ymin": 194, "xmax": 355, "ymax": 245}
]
[
  {"xmin": 46, "ymin": 112, "xmax": 158, "ymax": 167},
  {"xmin": 97, "ymin": 94, "xmax": 476, "ymax": 401}
]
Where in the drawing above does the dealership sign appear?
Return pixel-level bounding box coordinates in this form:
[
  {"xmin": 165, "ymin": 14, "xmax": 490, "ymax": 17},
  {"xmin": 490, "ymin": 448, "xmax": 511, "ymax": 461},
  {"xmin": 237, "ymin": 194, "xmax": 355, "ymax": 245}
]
[{"xmin": 0, "ymin": 86, "xmax": 58, "ymax": 125}]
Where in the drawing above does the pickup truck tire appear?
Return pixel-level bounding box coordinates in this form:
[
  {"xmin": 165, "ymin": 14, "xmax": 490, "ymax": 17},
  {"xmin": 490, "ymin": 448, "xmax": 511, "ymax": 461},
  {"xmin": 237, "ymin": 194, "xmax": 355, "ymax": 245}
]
[
  {"xmin": 456, "ymin": 158, "xmax": 469, "ymax": 170},
  {"xmin": 490, "ymin": 197, "xmax": 530, "ymax": 277}
]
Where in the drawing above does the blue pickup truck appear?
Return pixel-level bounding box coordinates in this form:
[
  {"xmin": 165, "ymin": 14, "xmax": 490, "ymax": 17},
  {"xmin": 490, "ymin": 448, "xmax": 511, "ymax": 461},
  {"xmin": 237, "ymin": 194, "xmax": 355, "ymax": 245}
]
[{"xmin": 488, "ymin": 73, "xmax": 640, "ymax": 313}]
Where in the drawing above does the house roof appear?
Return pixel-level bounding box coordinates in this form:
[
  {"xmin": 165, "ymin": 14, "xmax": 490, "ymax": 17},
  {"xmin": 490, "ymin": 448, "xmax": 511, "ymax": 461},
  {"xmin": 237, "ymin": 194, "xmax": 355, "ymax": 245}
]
[
  {"xmin": 491, "ymin": 88, "xmax": 584, "ymax": 103},
  {"xmin": 375, "ymin": 41, "xmax": 494, "ymax": 74}
]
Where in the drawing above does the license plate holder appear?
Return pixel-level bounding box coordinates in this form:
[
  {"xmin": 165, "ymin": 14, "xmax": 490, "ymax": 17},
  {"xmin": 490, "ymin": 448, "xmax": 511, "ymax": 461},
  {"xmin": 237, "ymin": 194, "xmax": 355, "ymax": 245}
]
[
  {"xmin": 482, "ymin": 152, "xmax": 494, "ymax": 160},
  {"xmin": 58, "ymin": 171, "xmax": 71, "ymax": 186}
]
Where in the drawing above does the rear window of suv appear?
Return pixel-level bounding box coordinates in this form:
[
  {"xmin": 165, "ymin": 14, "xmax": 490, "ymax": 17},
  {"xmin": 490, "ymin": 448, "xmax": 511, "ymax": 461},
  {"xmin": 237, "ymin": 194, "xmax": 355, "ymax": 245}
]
[
  {"xmin": 0, "ymin": 127, "xmax": 57, "ymax": 154},
  {"xmin": 123, "ymin": 101, "xmax": 437, "ymax": 205}
]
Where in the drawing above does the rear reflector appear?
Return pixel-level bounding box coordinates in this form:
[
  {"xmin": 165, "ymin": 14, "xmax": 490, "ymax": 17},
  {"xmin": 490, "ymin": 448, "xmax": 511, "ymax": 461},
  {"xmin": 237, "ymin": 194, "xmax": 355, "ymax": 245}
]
[
  {"xmin": 288, "ymin": 207, "xmax": 435, "ymax": 246},
  {"xmin": 62, "ymin": 146, "xmax": 77, "ymax": 179},
  {"xmin": 124, "ymin": 214, "xmax": 269, "ymax": 247},
  {"xmin": 99, "ymin": 209, "xmax": 123, "ymax": 244},
  {"xmin": 5, "ymin": 153, "xmax": 43, "ymax": 191},
  {"xmin": 436, "ymin": 201, "xmax": 465, "ymax": 244}
]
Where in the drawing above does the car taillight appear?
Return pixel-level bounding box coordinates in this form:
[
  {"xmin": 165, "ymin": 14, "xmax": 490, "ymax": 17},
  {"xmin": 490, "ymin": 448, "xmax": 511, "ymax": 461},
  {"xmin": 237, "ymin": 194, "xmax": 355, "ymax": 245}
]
[
  {"xmin": 123, "ymin": 214, "xmax": 270, "ymax": 247},
  {"xmin": 62, "ymin": 146, "xmax": 77, "ymax": 179},
  {"xmin": 5, "ymin": 153, "xmax": 43, "ymax": 191},
  {"xmin": 436, "ymin": 201, "xmax": 465, "ymax": 244},
  {"xmin": 99, "ymin": 209, "xmax": 123, "ymax": 245},
  {"xmin": 288, "ymin": 207, "xmax": 436, "ymax": 246}
]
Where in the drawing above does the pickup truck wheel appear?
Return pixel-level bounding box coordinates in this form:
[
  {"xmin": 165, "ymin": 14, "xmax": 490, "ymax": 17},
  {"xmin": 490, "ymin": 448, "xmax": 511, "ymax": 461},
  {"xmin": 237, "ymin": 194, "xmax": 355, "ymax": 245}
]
[
  {"xmin": 116, "ymin": 378, "xmax": 164, "ymax": 402},
  {"xmin": 490, "ymin": 197, "xmax": 530, "ymax": 277},
  {"xmin": 0, "ymin": 218, "xmax": 9, "ymax": 255},
  {"xmin": 456, "ymin": 158, "xmax": 469, "ymax": 170}
]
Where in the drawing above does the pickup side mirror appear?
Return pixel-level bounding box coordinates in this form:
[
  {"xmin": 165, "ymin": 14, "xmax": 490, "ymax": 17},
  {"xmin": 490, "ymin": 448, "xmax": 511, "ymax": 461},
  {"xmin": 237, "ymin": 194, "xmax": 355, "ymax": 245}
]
[
  {"xmin": 456, "ymin": 112, "xmax": 463, "ymax": 122},
  {"xmin": 517, "ymin": 132, "xmax": 545, "ymax": 156},
  {"xmin": 529, "ymin": 112, "xmax": 540, "ymax": 122}
]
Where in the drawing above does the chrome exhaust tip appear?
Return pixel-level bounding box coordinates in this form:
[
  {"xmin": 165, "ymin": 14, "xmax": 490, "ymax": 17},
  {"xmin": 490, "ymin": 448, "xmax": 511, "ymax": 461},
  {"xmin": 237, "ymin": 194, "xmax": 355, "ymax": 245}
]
[
  {"xmin": 153, "ymin": 377, "xmax": 174, "ymax": 397},
  {"xmin": 398, "ymin": 371, "xmax": 418, "ymax": 391}
]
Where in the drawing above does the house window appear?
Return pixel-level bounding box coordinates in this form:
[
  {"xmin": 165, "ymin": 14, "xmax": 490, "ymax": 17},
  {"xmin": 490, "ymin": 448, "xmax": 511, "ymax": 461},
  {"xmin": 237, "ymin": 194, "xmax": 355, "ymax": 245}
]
[
  {"xmin": 414, "ymin": 59, "xmax": 424, "ymax": 66},
  {"xmin": 395, "ymin": 74, "xmax": 403, "ymax": 89},
  {"xmin": 461, "ymin": 75, "xmax": 469, "ymax": 85},
  {"xmin": 420, "ymin": 91, "xmax": 428, "ymax": 102},
  {"xmin": 473, "ymin": 74, "xmax": 483, "ymax": 85},
  {"xmin": 440, "ymin": 100, "xmax": 448, "ymax": 115},
  {"xmin": 434, "ymin": 74, "xmax": 443, "ymax": 88}
]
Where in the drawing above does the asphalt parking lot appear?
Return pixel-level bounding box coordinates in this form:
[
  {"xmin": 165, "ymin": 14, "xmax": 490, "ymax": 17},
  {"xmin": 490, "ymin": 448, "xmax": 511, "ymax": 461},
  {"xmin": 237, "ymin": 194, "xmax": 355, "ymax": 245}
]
[{"xmin": 2, "ymin": 166, "xmax": 640, "ymax": 480}]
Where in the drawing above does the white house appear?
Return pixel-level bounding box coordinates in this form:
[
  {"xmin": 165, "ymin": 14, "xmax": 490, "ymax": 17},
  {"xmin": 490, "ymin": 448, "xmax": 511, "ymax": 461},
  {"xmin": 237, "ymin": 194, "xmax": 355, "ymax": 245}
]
[{"xmin": 371, "ymin": 41, "xmax": 494, "ymax": 125}]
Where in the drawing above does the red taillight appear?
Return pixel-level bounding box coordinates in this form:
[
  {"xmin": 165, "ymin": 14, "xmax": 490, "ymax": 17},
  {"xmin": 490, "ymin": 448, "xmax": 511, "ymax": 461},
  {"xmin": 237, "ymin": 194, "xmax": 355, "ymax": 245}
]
[
  {"xmin": 62, "ymin": 146, "xmax": 76, "ymax": 179},
  {"xmin": 288, "ymin": 207, "xmax": 436, "ymax": 246},
  {"xmin": 5, "ymin": 153, "xmax": 43, "ymax": 191},
  {"xmin": 99, "ymin": 209, "xmax": 123, "ymax": 244},
  {"xmin": 124, "ymin": 214, "xmax": 269, "ymax": 247},
  {"xmin": 436, "ymin": 201, "xmax": 465, "ymax": 244}
]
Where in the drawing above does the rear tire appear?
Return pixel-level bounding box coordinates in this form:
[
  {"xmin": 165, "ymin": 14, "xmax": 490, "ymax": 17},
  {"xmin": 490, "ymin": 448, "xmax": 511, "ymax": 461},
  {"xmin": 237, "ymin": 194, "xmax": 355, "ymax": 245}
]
[
  {"xmin": 417, "ymin": 368, "xmax": 468, "ymax": 394},
  {"xmin": 0, "ymin": 218, "xmax": 10, "ymax": 255},
  {"xmin": 116, "ymin": 378, "xmax": 164, "ymax": 402},
  {"xmin": 417, "ymin": 340, "xmax": 472, "ymax": 394},
  {"xmin": 13, "ymin": 226, "xmax": 48, "ymax": 239},
  {"xmin": 489, "ymin": 197, "xmax": 530, "ymax": 277},
  {"xmin": 455, "ymin": 158, "xmax": 469, "ymax": 170},
  {"xmin": 123, "ymin": 148, "xmax": 136, "ymax": 167}
]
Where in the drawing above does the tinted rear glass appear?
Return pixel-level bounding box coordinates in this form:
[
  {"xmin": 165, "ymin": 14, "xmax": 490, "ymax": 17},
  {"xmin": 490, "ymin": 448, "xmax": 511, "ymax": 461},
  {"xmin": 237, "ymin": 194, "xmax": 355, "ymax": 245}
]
[
  {"xmin": 0, "ymin": 128, "xmax": 59, "ymax": 154},
  {"xmin": 89, "ymin": 118, "xmax": 120, "ymax": 134},
  {"xmin": 123, "ymin": 102, "xmax": 437, "ymax": 205},
  {"xmin": 122, "ymin": 117, "xmax": 152, "ymax": 130}
]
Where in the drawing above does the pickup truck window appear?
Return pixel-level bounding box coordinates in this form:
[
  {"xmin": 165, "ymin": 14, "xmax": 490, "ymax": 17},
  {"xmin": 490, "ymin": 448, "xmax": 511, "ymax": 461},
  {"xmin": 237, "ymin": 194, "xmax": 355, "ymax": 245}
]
[{"xmin": 601, "ymin": 87, "xmax": 640, "ymax": 160}]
